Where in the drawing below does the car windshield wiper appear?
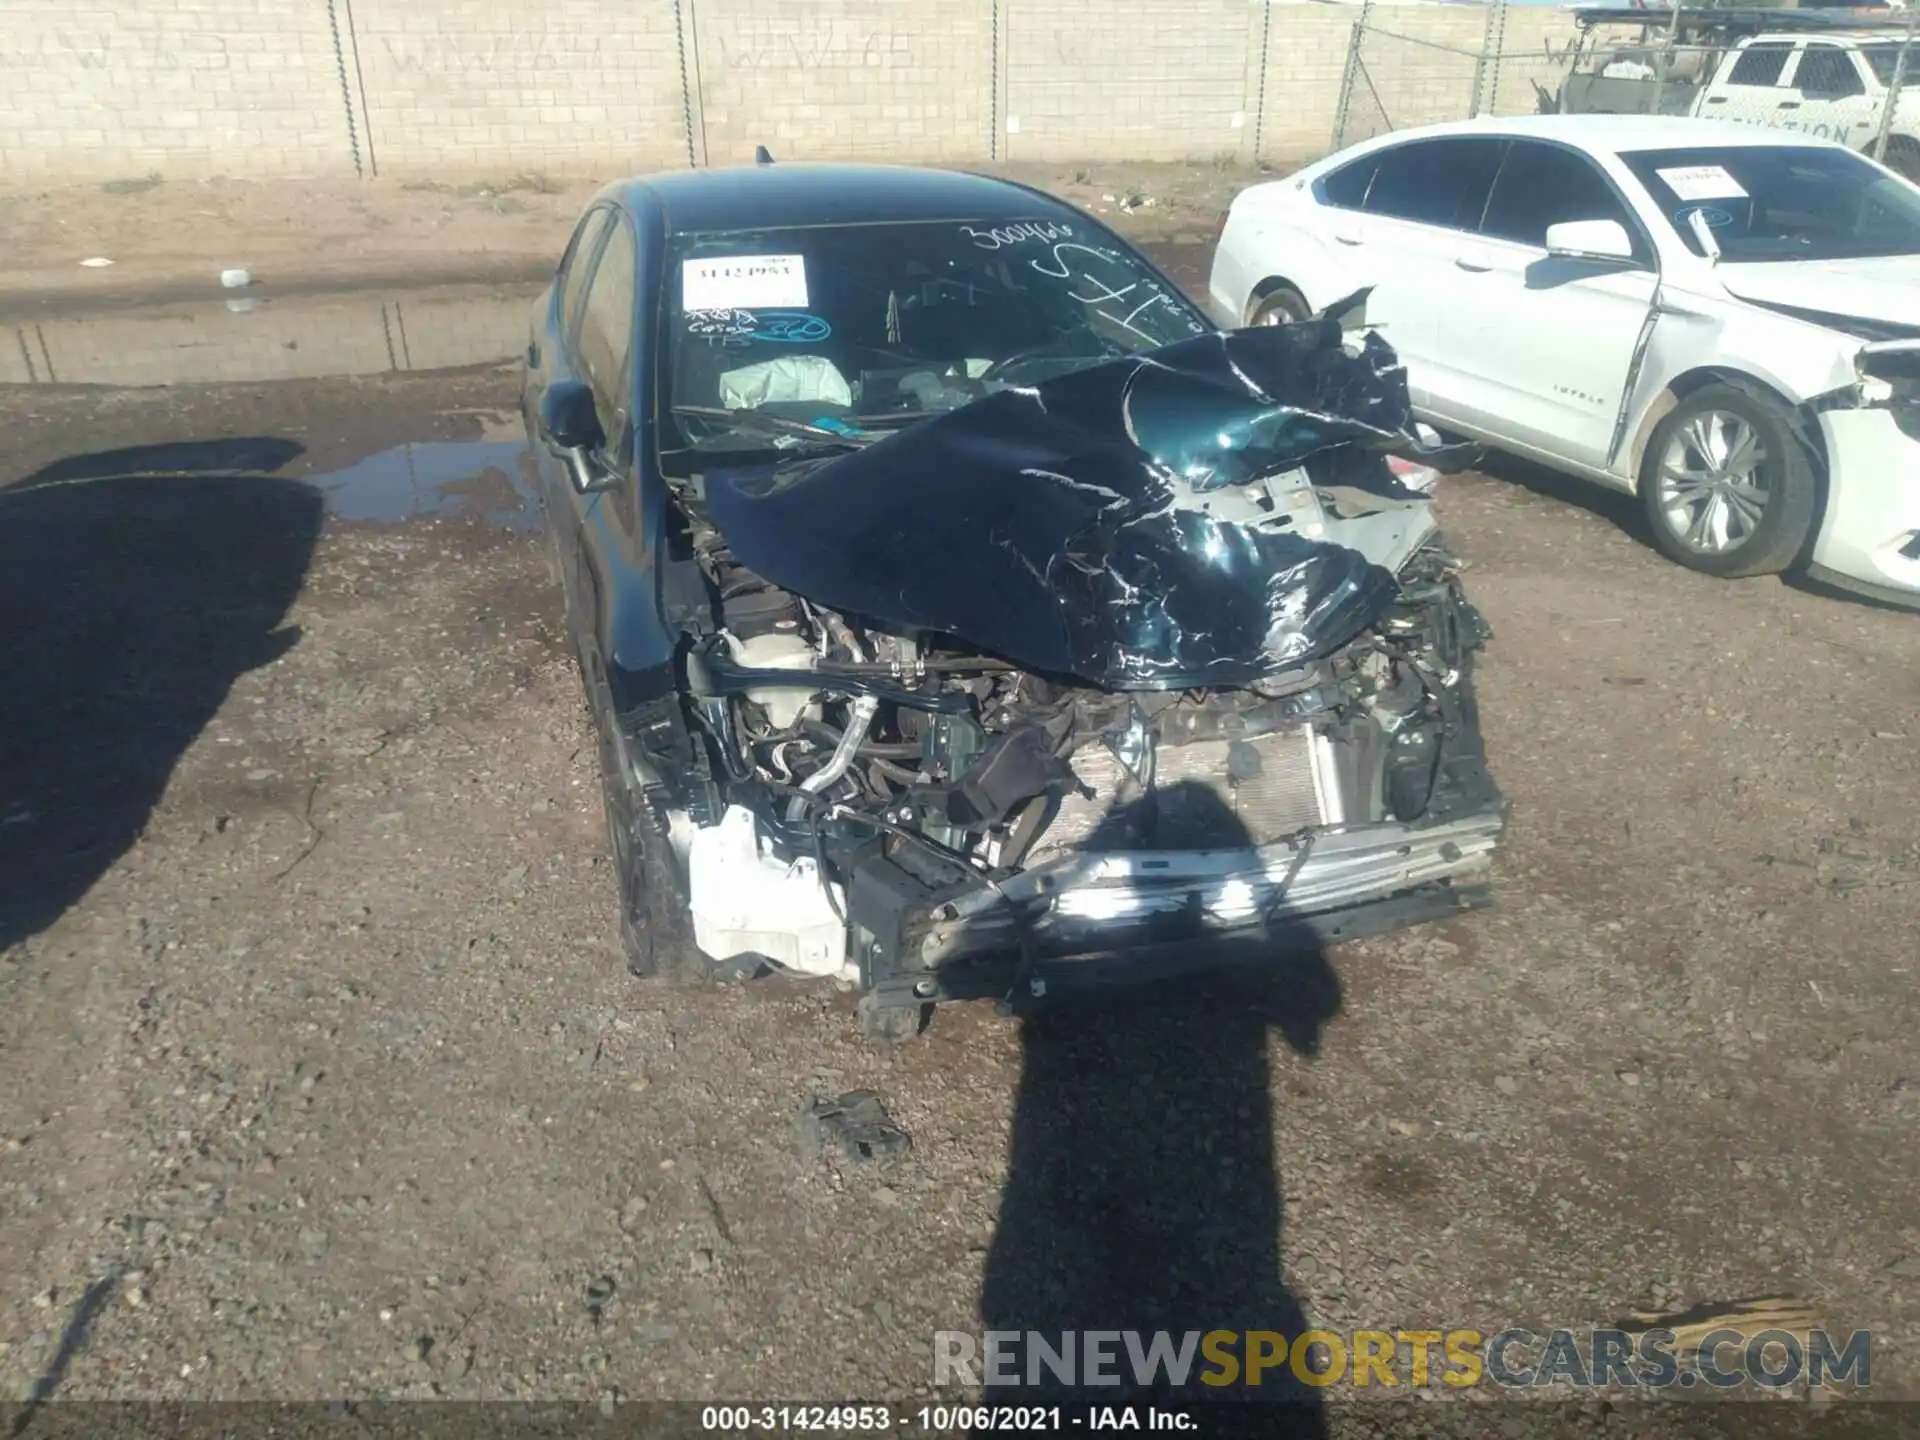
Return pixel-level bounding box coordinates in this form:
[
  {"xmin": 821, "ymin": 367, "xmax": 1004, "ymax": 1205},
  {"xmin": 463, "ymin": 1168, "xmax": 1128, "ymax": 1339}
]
[
  {"xmin": 672, "ymin": 405, "xmax": 879, "ymax": 450},
  {"xmin": 844, "ymin": 411, "xmax": 935, "ymax": 428}
]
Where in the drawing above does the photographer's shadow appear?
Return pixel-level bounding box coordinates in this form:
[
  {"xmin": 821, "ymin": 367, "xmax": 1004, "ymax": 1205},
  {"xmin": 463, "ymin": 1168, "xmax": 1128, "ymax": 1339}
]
[
  {"xmin": 980, "ymin": 782, "xmax": 1341, "ymax": 1433},
  {"xmin": 0, "ymin": 459, "xmax": 319, "ymax": 948}
]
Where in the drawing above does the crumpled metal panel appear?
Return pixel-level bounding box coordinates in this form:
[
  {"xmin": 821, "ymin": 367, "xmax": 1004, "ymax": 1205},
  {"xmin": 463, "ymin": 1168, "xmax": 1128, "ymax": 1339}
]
[{"xmin": 702, "ymin": 314, "xmax": 1469, "ymax": 691}]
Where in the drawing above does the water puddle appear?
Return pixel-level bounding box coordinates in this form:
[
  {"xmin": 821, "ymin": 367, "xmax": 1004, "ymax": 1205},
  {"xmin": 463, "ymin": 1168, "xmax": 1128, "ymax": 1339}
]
[
  {"xmin": 2, "ymin": 282, "xmax": 539, "ymax": 388},
  {"xmin": 311, "ymin": 440, "xmax": 542, "ymax": 531}
]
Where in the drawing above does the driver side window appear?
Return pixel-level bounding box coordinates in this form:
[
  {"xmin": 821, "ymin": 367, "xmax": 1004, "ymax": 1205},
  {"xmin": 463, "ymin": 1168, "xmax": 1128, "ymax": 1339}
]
[
  {"xmin": 558, "ymin": 208, "xmax": 613, "ymax": 333},
  {"xmin": 574, "ymin": 219, "xmax": 639, "ymax": 451},
  {"xmin": 1479, "ymin": 140, "xmax": 1648, "ymax": 261}
]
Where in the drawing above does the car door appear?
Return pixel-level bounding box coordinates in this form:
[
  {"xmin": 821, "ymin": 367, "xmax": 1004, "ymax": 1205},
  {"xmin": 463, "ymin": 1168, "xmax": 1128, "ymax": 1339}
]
[
  {"xmin": 528, "ymin": 206, "xmax": 616, "ymax": 628},
  {"xmin": 1429, "ymin": 139, "xmax": 1658, "ymax": 473},
  {"xmin": 1324, "ymin": 135, "xmax": 1506, "ymax": 405},
  {"xmin": 1783, "ymin": 43, "xmax": 1879, "ymax": 151},
  {"xmin": 536, "ymin": 210, "xmax": 643, "ymax": 670},
  {"xmin": 1698, "ymin": 40, "xmax": 1798, "ymax": 130}
]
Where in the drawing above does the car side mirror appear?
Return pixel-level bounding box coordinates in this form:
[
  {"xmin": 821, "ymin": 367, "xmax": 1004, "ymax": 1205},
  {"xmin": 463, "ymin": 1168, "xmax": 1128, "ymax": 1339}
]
[
  {"xmin": 1543, "ymin": 219, "xmax": 1635, "ymax": 264},
  {"xmin": 540, "ymin": 380, "xmax": 617, "ymax": 492}
]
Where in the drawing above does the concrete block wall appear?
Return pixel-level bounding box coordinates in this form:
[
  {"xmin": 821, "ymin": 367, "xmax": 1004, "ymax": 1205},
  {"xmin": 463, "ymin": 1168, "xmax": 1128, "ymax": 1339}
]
[
  {"xmin": 1481, "ymin": 6, "xmax": 1584, "ymax": 118},
  {"xmin": 0, "ymin": 0, "xmax": 1585, "ymax": 185},
  {"xmin": 1259, "ymin": 8, "xmax": 1371, "ymax": 165},
  {"xmin": 690, "ymin": 0, "xmax": 993, "ymax": 165},
  {"xmin": 1339, "ymin": 6, "xmax": 1491, "ymax": 145},
  {"xmin": 348, "ymin": 0, "xmax": 689, "ymax": 176},
  {"xmin": 0, "ymin": 0, "xmax": 356, "ymax": 181},
  {"xmin": 1000, "ymin": 0, "xmax": 1254, "ymax": 163}
]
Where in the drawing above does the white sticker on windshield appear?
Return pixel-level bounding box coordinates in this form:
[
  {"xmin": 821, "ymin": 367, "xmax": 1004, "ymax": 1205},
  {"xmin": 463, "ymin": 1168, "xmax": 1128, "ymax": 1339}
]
[
  {"xmin": 1655, "ymin": 165, "xmax": 1749, "ymax": 202},
  {"xmin": 682, "ymin": 254, "xmax": 809, "ymax": 311}
]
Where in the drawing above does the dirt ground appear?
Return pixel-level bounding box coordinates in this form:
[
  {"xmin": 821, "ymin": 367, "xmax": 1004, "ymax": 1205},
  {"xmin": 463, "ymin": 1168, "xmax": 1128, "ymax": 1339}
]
[
  {"xmin": 1, "ymin": 175, "xmax": 1919, "ymax": 1434},
  {"xmin": 0, "ymin": 161, "xmax": 1246, "ymax": 311}
]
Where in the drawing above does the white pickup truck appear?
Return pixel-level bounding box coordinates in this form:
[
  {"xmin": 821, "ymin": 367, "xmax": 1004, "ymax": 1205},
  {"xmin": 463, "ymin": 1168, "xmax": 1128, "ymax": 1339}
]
[{"xmin": 1561, "ymin": 23, "xmax": 1920, "ymax": 177}]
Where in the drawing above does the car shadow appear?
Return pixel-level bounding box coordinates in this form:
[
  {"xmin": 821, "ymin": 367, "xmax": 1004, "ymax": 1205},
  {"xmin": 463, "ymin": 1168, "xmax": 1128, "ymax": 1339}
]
[
  {"xmin": 16, "ymin": 436, "xmax": 306, "ymax": 487},
  {"xmin": 1469, "ymin": 447, "xmax": 1656, "ymax": 555},
  {"xmin": 0, "ymin": 449, "xmax": 321, "ymax": 950},
  {"xmin": 1473, "ymin": 449, "xmax": 1920, "ymax": 613},
  {"xmin": 978, "ymin": 782, "xmax": 1341, "ymax": 1433},
  {"xmin": 1782, "ymin": 569, "xmax": 1920, "ymax": 615}
]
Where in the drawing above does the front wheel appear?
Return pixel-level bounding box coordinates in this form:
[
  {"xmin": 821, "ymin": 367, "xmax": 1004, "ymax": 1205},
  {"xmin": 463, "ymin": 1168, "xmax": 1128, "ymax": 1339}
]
[
  {"xmin": 1248, "ymin": 284, "xmax": 1311, "ymax": 328},
  {"xmin": 1638, "ymin": 383, "xmax": 1819, "ymax": 579},
  {"xmin": 589, "ymin": 674, "xmax": 704, "ymax": 980}
]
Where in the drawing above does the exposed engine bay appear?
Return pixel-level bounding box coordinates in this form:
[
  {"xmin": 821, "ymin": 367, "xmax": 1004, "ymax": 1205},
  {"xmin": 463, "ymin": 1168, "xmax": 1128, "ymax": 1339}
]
[{"xmin": 628, "ymin": 305, "xmax": 1507, "ymax": 1005}]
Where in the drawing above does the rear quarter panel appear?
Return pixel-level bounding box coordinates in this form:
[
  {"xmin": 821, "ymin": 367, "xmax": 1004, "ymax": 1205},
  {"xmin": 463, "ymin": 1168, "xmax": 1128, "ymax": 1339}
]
[{"xmin": 1210, "ymin": 179, "xmax": 1339, "ymax": 326}]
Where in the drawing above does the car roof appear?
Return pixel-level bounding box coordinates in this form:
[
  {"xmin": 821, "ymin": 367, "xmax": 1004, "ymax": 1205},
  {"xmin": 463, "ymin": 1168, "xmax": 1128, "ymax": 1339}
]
[
  {"xmin": 602, "ymin": 163, "xmax": 1083, "ymax": 235},
  {"xmin": 1336, "ymin": 113, "xmax": 1846, "ymax": 158}
]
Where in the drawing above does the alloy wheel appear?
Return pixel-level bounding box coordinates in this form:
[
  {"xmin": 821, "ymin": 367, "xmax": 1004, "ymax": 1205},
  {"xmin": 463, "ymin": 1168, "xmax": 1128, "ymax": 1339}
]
[{"xmin": 1655, "ymin": 410, "xmax": 1771, "ymax": 555}]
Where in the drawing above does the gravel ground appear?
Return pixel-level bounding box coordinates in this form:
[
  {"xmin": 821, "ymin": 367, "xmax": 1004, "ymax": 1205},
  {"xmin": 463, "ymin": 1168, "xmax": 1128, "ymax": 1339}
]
[
  {"xmin": 2, "ymin": 253, "xmax": 1918, "ymax": 1434},
  {"xmin": 0, "ymin": 161, "xmax": 1240, "ymax": 311}
]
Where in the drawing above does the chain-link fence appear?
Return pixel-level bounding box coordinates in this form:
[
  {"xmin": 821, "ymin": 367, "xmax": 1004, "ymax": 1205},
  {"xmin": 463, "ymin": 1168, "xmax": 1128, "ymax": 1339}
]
[
  {"xmin": 1333, "ymin": 2, "xmax": 1920, "ymax": 181},
  {"xmin": 1331, "ymin": 13, "xmax": 1491, "ymax": 150}
]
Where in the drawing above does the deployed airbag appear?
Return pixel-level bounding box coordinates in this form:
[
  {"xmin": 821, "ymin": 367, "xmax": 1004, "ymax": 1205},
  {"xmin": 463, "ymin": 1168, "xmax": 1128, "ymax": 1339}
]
[{"xmin": 719, "ymin": 355, "xmax": 854, "ymax": 410}]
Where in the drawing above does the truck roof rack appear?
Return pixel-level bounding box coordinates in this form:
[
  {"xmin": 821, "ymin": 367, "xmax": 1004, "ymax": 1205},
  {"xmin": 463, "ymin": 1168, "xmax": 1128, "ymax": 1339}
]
[{"xmin": 1573, "ymin": 5, "xmax": 1911, "ymax": 34}]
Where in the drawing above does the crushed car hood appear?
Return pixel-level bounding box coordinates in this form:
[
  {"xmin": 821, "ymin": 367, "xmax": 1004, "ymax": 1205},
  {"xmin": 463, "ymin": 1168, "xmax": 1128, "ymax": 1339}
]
[
  {"xmin": 1721, "ymin": 255, "xmax": 1920, "ymax": 332},
  {"xmin": 702, "ymin": 315, "xmax": 1470, "ymax": 690}
]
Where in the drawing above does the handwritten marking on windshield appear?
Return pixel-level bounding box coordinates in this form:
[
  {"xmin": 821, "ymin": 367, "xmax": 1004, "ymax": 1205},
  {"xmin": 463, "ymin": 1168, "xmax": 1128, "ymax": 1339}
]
[
  {"xmin": 1024, "ymin": 241, "xmax": 1199, "ymax": 344},
  {"xmin": 749, "ymin": 312, "xmax": 832, "ymax": 342},
  {"xmin": 686, "ymin": 308, "xmax": 756, "ymax": 337},
  {"xmin": 1066, "ymin": 271, "xmax": 1184, "ymax": 342},
  {"xmin": 963, "ymin": 220, "xmax": 1074, "ymax": 250},
  {"xmin": 1028, "ymin": 240, "xmax": 1120, "ymax": 280},
  {"xmin": 686, "ymin": 309, "xmax": 833, "ymax": 343}
]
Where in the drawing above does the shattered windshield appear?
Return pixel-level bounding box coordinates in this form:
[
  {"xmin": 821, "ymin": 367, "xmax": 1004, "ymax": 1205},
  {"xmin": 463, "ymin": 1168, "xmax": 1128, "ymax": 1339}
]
[
  {"xmin": 1620, "ymin": 144, "xmax": 1920, "ymax": 261},
  {"xmin": 660, "ymin": 218, "xmax": 1209, "ymax": 458}
]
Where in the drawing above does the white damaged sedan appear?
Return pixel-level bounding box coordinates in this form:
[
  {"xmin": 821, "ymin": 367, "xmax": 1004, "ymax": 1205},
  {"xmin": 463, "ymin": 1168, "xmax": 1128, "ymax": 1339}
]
[{"xmin": 1209, "ymin": 116, "xmax": 1920, "ymax": 604}]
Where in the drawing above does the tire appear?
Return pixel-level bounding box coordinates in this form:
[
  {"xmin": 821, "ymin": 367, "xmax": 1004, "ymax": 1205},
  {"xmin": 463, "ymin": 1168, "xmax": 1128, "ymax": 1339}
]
[
  {"xmin": 1638, "ymin": 382, "xmax": 1819, "ymax": 580},
  {"xmin": 1247, "ymin": 284, "xmax": 1311, "ymax": 328},
  {"xmin": 1886, "ymin": 136, "xmax": 1920, "ymax": 185},
  {"xmin": 587, "ymin": 672, "xmax": 704, "ymax": 980}
]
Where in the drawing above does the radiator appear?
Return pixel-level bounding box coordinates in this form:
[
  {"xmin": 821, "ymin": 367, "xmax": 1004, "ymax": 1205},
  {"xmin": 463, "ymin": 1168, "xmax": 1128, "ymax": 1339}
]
[{"xmin": 1032, "ymin": 726, "xmax": 1328, "ymax": 859}]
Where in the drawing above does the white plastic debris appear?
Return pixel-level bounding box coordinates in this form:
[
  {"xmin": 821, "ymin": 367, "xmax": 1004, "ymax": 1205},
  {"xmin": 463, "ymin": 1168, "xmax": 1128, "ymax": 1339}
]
[
  {"xmin": 220, "ymin": 267, "xmax": 252, "ymax": 289},
  {"xmin": 79, "ymin": 257, "xmax": 113, "ymax": 268},
  {"xmin": 1386, "ymin": 423, "xmax": 1447, "ymax": 494}
]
